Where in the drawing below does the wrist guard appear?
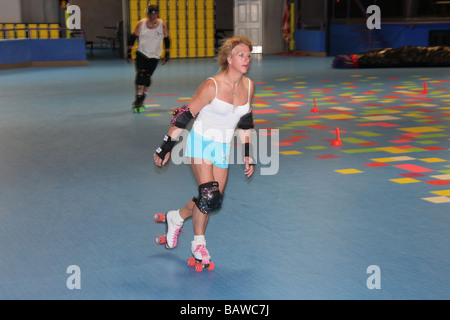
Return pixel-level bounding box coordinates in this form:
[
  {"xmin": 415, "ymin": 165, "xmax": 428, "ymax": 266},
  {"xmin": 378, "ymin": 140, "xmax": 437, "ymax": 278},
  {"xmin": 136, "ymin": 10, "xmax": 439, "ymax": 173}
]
[
  {"xmin": 156, "ymin": 135, "xmax": 176, "ymax": 160},
  {"xmin": 162, "ymin": 51, "xmax": 169, "ymax": 65},
  {"xmin": 244, "ymin": 142, "xmax": 256, "ymax": 166}
]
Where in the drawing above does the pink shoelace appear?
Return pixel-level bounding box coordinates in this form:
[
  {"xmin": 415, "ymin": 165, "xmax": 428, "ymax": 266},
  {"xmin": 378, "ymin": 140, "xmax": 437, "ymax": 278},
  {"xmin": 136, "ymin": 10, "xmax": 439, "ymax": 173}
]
[
  {"xmin": 170, "ymin": 224, "xmax": 182, "ymax": 247},
  {"xmin": 194, "ymin": 244, "xmax": 210, "ymax": 264}
]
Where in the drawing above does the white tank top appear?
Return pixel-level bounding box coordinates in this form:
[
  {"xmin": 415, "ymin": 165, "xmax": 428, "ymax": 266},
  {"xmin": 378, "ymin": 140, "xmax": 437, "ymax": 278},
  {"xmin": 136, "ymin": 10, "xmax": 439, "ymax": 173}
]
[
  {"xmin": 137, "ymin": 19, "xmax": 164, "ymax": 59},
  {"xmin": 193, "ymin": 77, "xmax": 251, "ymax": 143}
]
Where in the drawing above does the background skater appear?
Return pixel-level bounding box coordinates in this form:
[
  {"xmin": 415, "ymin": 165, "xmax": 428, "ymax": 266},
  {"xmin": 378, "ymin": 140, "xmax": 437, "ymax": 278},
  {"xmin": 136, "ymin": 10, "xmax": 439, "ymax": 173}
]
[{"xmin": 127, "ymin": 5, "xmax": 170, "ymax": 113}]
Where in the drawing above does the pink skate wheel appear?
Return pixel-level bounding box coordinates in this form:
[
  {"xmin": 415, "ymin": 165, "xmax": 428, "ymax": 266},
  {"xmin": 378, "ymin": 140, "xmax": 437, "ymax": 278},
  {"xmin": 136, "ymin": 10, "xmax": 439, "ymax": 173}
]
[
  {"xmin": 155, "ymin": 235, "xmax": 166, "ymax": 244},
  {"xmin": 194, "ymin": 263, "xmax": 203, "ymax": 272},
  {"xmin": 154, "ymin": 213, "xmax": 165, "ymax": 222},
  {"xmin": 207, "ymin": 262, "xmax": 215, "ymax": 271},
  {"xmin": 187, "ymin": 258, "xmax": 196, "ymax": 267}
]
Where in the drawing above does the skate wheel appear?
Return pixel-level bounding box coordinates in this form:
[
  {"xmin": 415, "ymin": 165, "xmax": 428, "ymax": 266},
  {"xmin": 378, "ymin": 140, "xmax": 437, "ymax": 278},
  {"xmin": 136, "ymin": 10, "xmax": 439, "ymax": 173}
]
[
  {"xmin": 154, "ymin": 213, "xmax": 165, "ymax": 222},
  {"xmin": 194, "ymin": 263, "xmax": 203, "ymax": 272},
  {"xmin": 187, "ymin": 257, "xmax": 196, "ymax": 267},
  {"xmin": 155, "ymin": 235, "xmax": 166, "ymax": 245},
  {"xmin": 207, "ymin": 261, "xmax": 215, "ymax": 271}
]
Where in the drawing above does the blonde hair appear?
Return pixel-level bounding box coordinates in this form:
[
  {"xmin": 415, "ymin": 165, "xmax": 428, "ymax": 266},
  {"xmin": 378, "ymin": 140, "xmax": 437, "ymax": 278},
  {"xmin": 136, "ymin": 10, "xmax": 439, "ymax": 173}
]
[{"xmin": 217, "ymin": 36, "xmax": 253, "ymax": 72}]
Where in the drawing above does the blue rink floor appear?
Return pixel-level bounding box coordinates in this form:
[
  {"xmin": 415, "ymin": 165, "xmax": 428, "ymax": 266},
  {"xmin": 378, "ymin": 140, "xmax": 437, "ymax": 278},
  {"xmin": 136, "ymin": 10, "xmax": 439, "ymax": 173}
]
[{"xmin": 0, "ymin": 50, "xmax": 449, "ymax": 300}]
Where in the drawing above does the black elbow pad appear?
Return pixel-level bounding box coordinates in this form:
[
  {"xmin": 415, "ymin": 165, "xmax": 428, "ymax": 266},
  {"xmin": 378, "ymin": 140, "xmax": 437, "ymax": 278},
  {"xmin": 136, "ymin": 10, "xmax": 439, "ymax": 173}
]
[
  {"xmin": 171, "ymin": 105, "xmax": 193, "ymax": 128},
  {"xmin": 128, "ymin": 33, "xmax": 138, "ymax": 46},
  {"xmin": 163, "ymin": 37, "xmax": 170, "ymax": 49},
  {"xmin": 237, "ymin": 112, "xmax": 254, "ymax": 129}
]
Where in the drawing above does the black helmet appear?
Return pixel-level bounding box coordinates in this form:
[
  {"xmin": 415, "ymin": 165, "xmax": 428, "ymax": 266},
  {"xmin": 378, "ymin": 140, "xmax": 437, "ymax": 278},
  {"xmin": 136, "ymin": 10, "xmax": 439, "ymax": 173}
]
[{"xmin": 147, "ymin": 5, "xmax": 159, "ymax": 14}]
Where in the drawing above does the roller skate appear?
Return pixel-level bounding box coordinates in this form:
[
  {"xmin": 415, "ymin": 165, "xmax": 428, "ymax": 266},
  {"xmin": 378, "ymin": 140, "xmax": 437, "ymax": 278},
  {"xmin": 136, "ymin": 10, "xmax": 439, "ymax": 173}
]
[
  {"xmin": 132, "ymin": 94, "xmax": 146, "ymax": 113},
  {"xmin": 187, "ymin": 240, "xmax": 214, "ymax": 272},
  {"xmin": 155, "ymin": 210, "xmax": 184, "ymax": 249}
]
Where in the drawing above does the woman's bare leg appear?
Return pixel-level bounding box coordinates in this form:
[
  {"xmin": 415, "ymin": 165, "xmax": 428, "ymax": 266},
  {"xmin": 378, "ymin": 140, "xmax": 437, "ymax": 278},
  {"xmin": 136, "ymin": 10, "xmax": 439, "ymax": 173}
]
[{"xmin": 179, "ymin": 158, "xmax": 228, "ymax": 235}]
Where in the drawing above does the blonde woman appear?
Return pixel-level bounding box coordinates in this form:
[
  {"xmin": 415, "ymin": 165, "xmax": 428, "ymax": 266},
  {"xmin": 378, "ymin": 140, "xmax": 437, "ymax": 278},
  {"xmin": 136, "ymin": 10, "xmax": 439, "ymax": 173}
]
[{"xmin": 153, "ymin": 36, "xmax": 255, "ymax": 270}]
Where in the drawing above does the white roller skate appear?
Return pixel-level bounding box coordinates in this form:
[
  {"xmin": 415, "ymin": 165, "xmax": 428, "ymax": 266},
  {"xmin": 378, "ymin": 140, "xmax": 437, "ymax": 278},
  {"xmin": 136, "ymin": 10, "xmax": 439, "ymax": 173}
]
[
  {"xmin": 187, "ymin": 239, "xmax": 214, "ymax": 272},
  {"xmin": 155, "ymin": 210, "xmax": 184, "ymax": 249}
]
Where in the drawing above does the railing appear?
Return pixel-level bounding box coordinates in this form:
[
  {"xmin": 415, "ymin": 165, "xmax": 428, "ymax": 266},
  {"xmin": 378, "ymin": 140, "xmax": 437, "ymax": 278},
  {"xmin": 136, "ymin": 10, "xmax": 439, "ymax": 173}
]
[
  {"xmin": 298, "ymin": 21, "xmax": 326, "ymax": 32},
  {"xmin": 0, "ymin": 23, "xmax": 85, "ymax": 40}
]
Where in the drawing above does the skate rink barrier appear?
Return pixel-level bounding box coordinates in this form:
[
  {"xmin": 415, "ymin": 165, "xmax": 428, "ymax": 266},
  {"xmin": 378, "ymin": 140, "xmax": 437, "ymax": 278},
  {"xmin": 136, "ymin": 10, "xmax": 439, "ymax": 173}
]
[{"xmin": 0, "ymin": 24, "xmax": 87, "ymax": 70}]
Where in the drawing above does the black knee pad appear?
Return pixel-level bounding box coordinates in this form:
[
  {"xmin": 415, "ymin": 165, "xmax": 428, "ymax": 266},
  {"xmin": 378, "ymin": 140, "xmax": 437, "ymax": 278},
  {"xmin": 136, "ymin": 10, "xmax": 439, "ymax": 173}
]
[
  {"xmin": 136, "ymin": 69, "xmax": 151, "ymax": 87},
  {"xmin": 194, "ymin": 181, "xmax": 222, "ymax": 214}
]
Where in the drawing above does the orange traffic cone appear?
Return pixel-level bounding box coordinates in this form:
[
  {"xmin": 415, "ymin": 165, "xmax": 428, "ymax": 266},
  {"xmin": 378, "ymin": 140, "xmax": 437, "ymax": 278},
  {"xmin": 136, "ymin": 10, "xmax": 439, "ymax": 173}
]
[
  {"xmin": 421, "ymin": 81, "xmax": 428, "ymax": 94},
  {"xmin": 331, "ymin": 127, "xmax": 343, "ymax": 146},
  {"xmin": 310, "ymin": 98, "xmax": 319, "ymax": 112}
]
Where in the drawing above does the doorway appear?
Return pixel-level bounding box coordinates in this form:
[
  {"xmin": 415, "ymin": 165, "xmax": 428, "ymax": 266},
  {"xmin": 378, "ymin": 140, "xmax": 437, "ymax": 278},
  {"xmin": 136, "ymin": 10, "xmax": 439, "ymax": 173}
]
[{"xmin": 234, "ymin": 0, "xmax": 263, "ymax": 53}]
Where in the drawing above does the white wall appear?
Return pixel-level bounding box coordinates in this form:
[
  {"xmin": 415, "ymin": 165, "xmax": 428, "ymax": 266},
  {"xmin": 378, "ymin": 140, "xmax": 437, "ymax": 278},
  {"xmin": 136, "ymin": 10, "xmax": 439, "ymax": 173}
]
[
  {"xmin": 21, "ymin": 0, "xmax": 60, "ymax": 23},
  {"xmin": 0, "ymin": 0, "xmax": 22, "ymax": 23}
]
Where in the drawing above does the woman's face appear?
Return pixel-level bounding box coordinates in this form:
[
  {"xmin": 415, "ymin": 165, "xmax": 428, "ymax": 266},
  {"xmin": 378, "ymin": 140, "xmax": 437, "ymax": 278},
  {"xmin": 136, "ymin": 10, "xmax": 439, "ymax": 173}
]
[
  {"xmin": 228, "ymin": 44, "xmax": 252, "ymax": 73},
  {"xmin": 148, "ymin": 12, "xmax": 158, "ymax": 23}
]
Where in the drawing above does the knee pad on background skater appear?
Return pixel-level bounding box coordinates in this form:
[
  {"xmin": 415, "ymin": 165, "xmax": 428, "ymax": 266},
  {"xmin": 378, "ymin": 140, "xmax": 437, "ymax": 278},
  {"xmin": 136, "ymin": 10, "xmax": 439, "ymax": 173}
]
[
  {"xmin": 194, "ymin": 181, "xmax": 222, "ymax": 214},
  {"xmin": 136, "ymin": 69, "xmax": 151, "ymax": 87}
]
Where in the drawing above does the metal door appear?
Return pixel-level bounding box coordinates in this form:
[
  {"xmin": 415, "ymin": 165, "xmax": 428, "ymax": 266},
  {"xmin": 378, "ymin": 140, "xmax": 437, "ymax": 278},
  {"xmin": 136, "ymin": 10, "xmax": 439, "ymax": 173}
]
[{"xmin": 234, "ymin": 0, "xmax": 263, "ymax": 53}]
